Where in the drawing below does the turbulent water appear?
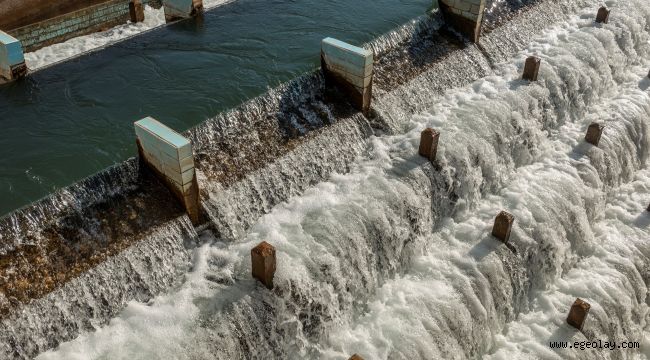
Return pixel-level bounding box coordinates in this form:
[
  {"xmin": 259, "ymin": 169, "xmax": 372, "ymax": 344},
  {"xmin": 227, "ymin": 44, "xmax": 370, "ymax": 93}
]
[{"xmin": 3, "ymin": 0, "xmax": 650, "ymax": 359}]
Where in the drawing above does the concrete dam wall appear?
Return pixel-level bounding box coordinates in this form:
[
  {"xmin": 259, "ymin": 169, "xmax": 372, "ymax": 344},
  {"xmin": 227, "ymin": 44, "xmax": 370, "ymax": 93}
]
[
  {"xmin": 2, "ymin": 0, "xmax": 649, "ymax": 358},
  {"xmin": 0, "ymin": 0, "xmax": 162, "ymax": 52}
]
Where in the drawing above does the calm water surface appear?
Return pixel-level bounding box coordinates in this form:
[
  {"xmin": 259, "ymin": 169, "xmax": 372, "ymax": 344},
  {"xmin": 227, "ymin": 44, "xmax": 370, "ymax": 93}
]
[{"xmin": 0, "ymin": 0, "xmax": 433, "ymax": 216}]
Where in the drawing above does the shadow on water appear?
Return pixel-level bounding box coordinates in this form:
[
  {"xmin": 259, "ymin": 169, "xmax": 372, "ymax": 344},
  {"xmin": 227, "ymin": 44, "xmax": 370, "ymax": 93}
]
[
  {"xmin": 469, "ymin": 231, "xmax": 502, "ymax": 261},
  {"xmin": 633, "ymin": 211, "xmax": 650, "ymax": 228}
]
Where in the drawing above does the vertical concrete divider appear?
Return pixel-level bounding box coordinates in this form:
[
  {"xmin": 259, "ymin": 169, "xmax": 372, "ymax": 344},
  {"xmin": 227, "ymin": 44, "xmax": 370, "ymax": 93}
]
[
  {"xmin": 567, "ymin": 298, "xmax": 590, "ymax": 330},
  {"xmin": 492, "ymin": 210, "xmax": 514, "ymax": 243},
  {"xmin": 438, "ymin": 0, "xmax": 486, "ymax": 43},
  {"xmin": 163, "ymin": 0, "xmax": 204, "ymax": 22},
  {"xmin": 321, "ymin": 37, "xmax": 374, "ymax": 115},
  {"xmin": 130, "ymin": 0, "xmax": 145, "ymax": 23},
  {"xmin": 251, "ymin": 241, "xmax": 276, "ymax": 289},
  {"xmin": 134, "ymin": 117, "xmax": 201, "ymax": 224},
  {"xmin": 0, "ymin": 31, "xmax": 27, "ymax": 83}
]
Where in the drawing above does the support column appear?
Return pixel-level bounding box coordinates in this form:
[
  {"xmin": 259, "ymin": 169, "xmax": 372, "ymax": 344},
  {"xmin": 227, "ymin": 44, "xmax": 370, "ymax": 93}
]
[
  {"xmin": 251, "ymin": 241, "xmax": 276, "ymax": 289},
  {"xmin": 585, "ymin": 123, "xmax": 605, "ymax": 146},
  {"xmin": 321, "ymin": 37, "xmax": 374, "ymax": 115},
  {"xmin": 130, "ymin": 0, "xmax": 145, "ymax": 23},
  {"xmin": 134, "ymin": 117, "xmax": 201, "ymax": 224},
  {"xmin": 522, "ymin": 56, "xmax": 541, "ymax": 81},
  {"xmin": 567, "ymin": 298, "xmax": 591, "ymax": 330},
  {"xmin": 163, "ymin": 0, "xmax": 203, "ymax": 22},
  {"xmin": 0, "ymin": 31, "xmax": 27, "ymax": 83},
  {"xmin": 438, "ymin": 0, "xmax": 486, "ymax": 43},
  {"xmin": 492, "ymin": 211, "xmax": 514, "ymax": 243}
]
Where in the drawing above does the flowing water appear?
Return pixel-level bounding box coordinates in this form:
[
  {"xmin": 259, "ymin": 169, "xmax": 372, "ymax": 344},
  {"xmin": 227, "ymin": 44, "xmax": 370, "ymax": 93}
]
[
  {"xmin": 1, "ymin": 0, "xmax": 649, "ymax": 358},
  {"xmin": 0, "ymin": 0, "xmax": 433, "ymax": 216}
]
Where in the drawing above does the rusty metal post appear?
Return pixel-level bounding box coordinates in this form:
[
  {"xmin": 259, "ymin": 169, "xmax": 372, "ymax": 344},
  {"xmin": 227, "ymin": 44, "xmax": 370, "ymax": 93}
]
[
  {"xmin": 596, "ymin": 7, "xmax": 610, "ymax": 24},
  {"xmin": 419, "ymin": 128, "xmax": 440, "ymax": 161},
  {"xmin": 349, "ymin": 355, "xmax": 364, "ymax": 360},
  {"xmin": 492, "ymin": 211, "xmax": 514, "ymax": 243},
  {"xmin": 129, "ymin": 0, "xmax": 145, "ymax": 23},
  {"xmin": 585, "ymin": 123, "xmax": 605, "ymax": 146},
  {"xmin": 522, "ymin": 56, "xmax": 541, "ymax": 81},
  {"xmin": 567, "ymin": 298, "xmax": 591, "ymax": 330},
  {"xmin": 252, "ymin": 241, "xmax": 276, "ymax": 289}
]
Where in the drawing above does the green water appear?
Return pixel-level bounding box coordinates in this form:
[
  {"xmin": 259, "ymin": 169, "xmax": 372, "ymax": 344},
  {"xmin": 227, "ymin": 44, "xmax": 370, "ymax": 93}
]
[{"xmin": 0, "ymin": 0, "xmax": 434, "ymax": 216}]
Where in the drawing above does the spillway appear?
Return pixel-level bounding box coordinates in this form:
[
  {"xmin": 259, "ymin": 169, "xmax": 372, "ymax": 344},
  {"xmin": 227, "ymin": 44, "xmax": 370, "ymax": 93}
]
[{"xmin": 1, "ymin": 0, "xmax": 649, "ymax": 359}]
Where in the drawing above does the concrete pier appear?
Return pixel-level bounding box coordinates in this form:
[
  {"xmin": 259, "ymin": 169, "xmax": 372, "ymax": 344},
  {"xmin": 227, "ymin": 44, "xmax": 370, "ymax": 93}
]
[
  {"xmin": 585, "ymin": 123, "xmax": 605, "ymax": 146},
  {"xmin": 492, "ymin": 211, "xmax": 514, "ymax": 243},
  {"xmin": 438, "ymin": 0, "xmax": 486, "ymax": 43},
  {"xmin": 0, "ymin": 31, "xmax": 27, "ymax": 82},
  {"xmin": 419, "ymin": 128, "xmax": 441, "ymax": 161},
  {"xmin": 251, "ymin": 241, "xmax": 276, "ymax": 289},
  {"xmin": 596, "ymin": 7, "xmax": 610, "ymax": 24},
  {"xmin": 129, "ymin": 0, "xmax": 145, "ymax": 23},
  {"xmin": 567, "ymin": 298, "xmax": 590, "ymax": 330},
  {"xmin": 163, "ymin": 0, "xmax": 203, "ymax": 22},
  {"xmin": 321, "ymin": 37, "xmax": 374, "ymax": 115},
  {"xmin": 522, "ymin": 56, "xmax": 541, "ymax": 81},
  {"xmin": 134, "ymin": 117, "xmax": 201, "ymax": 224}
]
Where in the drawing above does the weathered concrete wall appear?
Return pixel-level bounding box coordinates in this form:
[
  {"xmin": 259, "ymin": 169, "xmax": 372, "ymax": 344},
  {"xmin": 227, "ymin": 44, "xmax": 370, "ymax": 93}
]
[
  {"xmin": 1, "ymin": 0, "xmax": 158, "ymax": 52},
  {"xmin": 135, "ymin": 117, "xmax": 201, "ymax": 224},
  {"xmin": 439, "ymin": 0, "xmax": 486, "ymax": 42},
  {"xmin": 162, "ymin": 0, "xmax": 202, "ymax": 22},
  {"xmin": 321, "ymin": 37, "xmax": 374, "ymax": 114},
  {"xmin": 0, "ymin": 0, "xmax": 113, "ymax": 31}
]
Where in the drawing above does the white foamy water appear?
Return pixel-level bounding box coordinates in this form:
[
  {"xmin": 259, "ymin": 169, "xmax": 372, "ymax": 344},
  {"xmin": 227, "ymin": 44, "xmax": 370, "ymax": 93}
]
[
  {"xmin": 24, "ymin": 1, "xmax": 232, "ymax": 70},
  {"xmin": 35, "ymin": 0, "xmax": 650, "ymax": 359}
]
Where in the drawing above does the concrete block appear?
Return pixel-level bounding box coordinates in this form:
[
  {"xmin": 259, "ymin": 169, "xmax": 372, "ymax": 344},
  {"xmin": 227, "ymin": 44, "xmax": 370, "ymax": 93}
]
[
  {"xmin": 251, "ymin": 241, "xmax": 276, "ymax": 289},
  {"xmin": 492, "ymin": 211, "xmax": 514, "ymax": 243},
  {"xmin": 596, "ymin": 7, "xmax": 610, "ymax": 24},
  {"xmin": 439, "ymin": 0, "xmax": 486, "ymax": 43},
  {"xmin": 135, "ymin": 117, "xmax": 200, "ymax": 224},
  {"xmin": 522, "ymin": 56, "xmax": 541, "ymax": 81},
  {"xmin": 567, "ymin": 298, "xmax": 590, "ymax": 330},
  {"xmin": 321, "ymin": 37, "xmax": 374, "ymax": 115},
  {"xmin": 419, "ymin": 128, "xmax": 440, "ymax": 161},
  {"xmin": 0, "ymin": 30, "xmax": 27, "ymax": 82},
  {"xmin": 129, "ymin": 0, "xmax": 145, "ymax": 23},
  {"xmin": 585, "ymin": 123, "xmax": 604, "ymax": 147},
  {"xmin": 163, "ymin": 0, "xmax": 203, "ymax": 22}
]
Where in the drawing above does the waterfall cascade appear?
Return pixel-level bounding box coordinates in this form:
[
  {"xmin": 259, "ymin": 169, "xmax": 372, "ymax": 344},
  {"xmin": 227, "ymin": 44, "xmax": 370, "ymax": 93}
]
[{"xmin": 1, "ymin": 0, "xmax": 649, "ymax": 358}]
